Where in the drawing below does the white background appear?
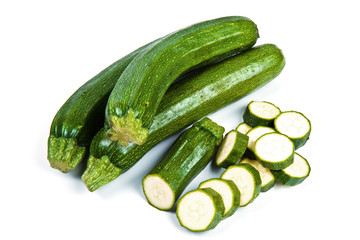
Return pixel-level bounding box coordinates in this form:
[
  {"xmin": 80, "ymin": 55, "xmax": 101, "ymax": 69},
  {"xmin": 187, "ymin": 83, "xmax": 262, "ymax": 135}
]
[{"xmin": 1, "ymin": 0, "xmax": 359, "ymax": 239}]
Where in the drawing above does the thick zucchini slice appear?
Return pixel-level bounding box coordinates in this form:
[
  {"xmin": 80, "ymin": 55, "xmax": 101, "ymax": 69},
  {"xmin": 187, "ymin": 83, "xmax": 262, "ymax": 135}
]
[
  {"xmin": 215, "ymin": 130, "xmax": 248, "ymax": 168},
  {"xmin": 254, "ymin": 132, "xmax": 294, "ymax": 170},
  {"xmin": 176, "ymin": 188, "xmax": 225, "ymax": 232},
  {"xmin": 221, "ymin": 163, "xmax": 261, "ymax": 207},
  {"xmin": 241, "ymin": 158, "xmax": 275, "ymax": 192},
  {"xmin": 199, "ymin": 178, "xmax": 240, "ymax": 217},
  {"xmin": 274, "ymin": 111, "xmax": 311, "ymax": 149},
  {"xmin": 243, "ymin": 101, "xmax": 280, "ymax": 127},
  {"xmin": 82, "ymin": 44, "xmax": 286, "ymax": 191},
  {"xmin": 236, "ymin": 122, "xmax": 252, "ymax": 134},
  {"xmin": 105, "ymin": 16, "xmax": 259, "ymax": 146},
  {"xmin": 271, "ymin": 153, "xmax": 311, "ymax": 186},
  {"xmin": 244, "ymin": 126, "xmax": 275, "ymax": 159},
  {"xmin": 142, "ymin": 118, "xmax": 224, "ymax": 210}
]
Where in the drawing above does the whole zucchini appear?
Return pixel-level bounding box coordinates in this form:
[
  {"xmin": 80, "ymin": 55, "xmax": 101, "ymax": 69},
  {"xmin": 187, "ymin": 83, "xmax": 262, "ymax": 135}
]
[
  {"xmin": 105, "ymin": 16, "xmax": 259, "ymax": 146},
  {"xmin": 82, "ymin": 44, "xmax": 286, "ymax": 191}
]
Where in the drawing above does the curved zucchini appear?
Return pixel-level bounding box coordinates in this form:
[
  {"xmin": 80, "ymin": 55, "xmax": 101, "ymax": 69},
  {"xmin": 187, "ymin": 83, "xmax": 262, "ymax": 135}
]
[
  {"xmin": 142, "ymin": 118, "xmax": 224, "ymax": 211},
  {"xmin": 82, "ymin": 44, "xmax": 286, "ymax": 191},
  {"xmin": 105, "ymin": 16, "xmax": 259, "ymax": 146}
]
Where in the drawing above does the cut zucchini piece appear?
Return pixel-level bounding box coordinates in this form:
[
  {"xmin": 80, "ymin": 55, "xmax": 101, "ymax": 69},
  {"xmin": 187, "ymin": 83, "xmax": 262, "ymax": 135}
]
[
  {"xmin": 215, "ymin": 130, "xmax": 248, "ymax": 168},
  {"xmin": 236, "ymin": 122, "xmax": 252, "ymax": 134},
  {"xmin": 274, "ymin": 111, "xmax": 311, "ymax": 149},
  {"xmin": 254, "ymin": 132, "xmax": 294, "ymax": 170},
  {"xmin": 241, "ymin": 158, "xmax": 275, "ymax": 192},
  {"xmin": 176, "ymin": 188, "xmax": 225, "ymax": 232},
  {"xmin": 243, "ymin": 101, "xmax": 280, "ymax": 127},
  {"xmin": 199, "ymin": 178, "xmax": 240, "ymax": 217},
  {"xmin": 221, "ymin": 163, "xmax": 261, "ymax": 207},
  {"xmin": 244, "ymin": 126, "xmax": 275, "ymax": 159},
  {"xmin": 271, "ymin": 153, "xmax": 311, "ymax": 186}
]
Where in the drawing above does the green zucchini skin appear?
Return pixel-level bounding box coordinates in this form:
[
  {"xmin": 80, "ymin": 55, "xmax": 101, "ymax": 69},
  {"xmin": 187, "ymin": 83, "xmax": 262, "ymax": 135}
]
[
  {"xmin": 143, "ymin": 118, "xmax": 224, "ymax": 210},
  {"xmin": 82, "ymin": 44, "xmax": 286, "ymax": 191},
  {"xmin": 105, "ymin": 16, "xmax": 259, "ymax": 146}
]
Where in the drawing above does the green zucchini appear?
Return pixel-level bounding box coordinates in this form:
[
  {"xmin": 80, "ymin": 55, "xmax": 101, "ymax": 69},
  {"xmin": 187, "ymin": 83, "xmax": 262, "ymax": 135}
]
[
  {"xmin": 244, "ymin": 126, "xmax": 276, "ymax": 159},
  {"xmin": 271, "ymin": 153, "xmax": 311, "ymax": 186},
  {"xmin": 142, "ymin": 118, "xmax": 224, "ymax": 211},
  {"xmin": 82, "ymin": 44, "xmax": 286, "ymax": 192},
  {"xmin": 221, "ymin": 163, "xmax": 262, "ymax": 207},
  {"xmin": 176, "ymin": 188, "xmax": 225, "ymax": 232},
  {"xmin": 274, "ymin": 111, "xmax": 311, "ymax": 149},
  {"xmin": 215, "ymin": 130, "xmax": 248, "ymax": 168},
  {"xmin": 47, "ymin": 42, "xmax": 157, "ymax": 173},
  {"xmin": 241, "ymin": 158, "xmax": 275, "ymax": 192},
  {"xmin": 236, "ymin": 122, "xmax": 252, "ymax": 134},
  {"xmin": 105, "ymin": 16, "xmax": 259, "ymax": 146},
  {"xmin": 198, "ymin": 178, "xmax": 240, "ymax": 218},
  {"xmin": 243, "ymin": 101, "xmax": 281, "ymax": 127},
  {"xmin": 254, "ymin": 132, "xmax": 294, "ymax": 170}
]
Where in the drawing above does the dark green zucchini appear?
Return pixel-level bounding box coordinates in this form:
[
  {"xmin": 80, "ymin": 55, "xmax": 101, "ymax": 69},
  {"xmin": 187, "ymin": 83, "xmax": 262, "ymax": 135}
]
[
  {"xmin": 82, "ymin": 44, "xmax": 286, "ymax": 191},
  {"xmin": 105, "ymin": 16, "xmax": 259, "ymax": 146}
]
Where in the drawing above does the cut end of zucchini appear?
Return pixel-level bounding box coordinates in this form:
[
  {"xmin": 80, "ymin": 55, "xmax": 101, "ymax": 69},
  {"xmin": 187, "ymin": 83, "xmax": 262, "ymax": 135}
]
[
  {"xmin": 107, "ymin": 109, "xmax": 149, "ymax": 146},
  {"xmin": 47, "ymin": 135, "xmax": 86, "ymax": 173},
  {"xmin": 81, "ymin": 155, "xmax": 122, "ymax": 192},
  {"xmin": 143, "ymin": 175, "xmax": 175, "ymax": 210}
]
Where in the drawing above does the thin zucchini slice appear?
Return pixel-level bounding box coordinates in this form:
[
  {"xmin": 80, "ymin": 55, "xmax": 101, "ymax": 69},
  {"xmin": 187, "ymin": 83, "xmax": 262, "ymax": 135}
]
[
  {"xmin": 274, "ymin": 111, "xmax": 311, "ymax": 149},
  {"xmin": 199, "ymin": 178, "xmax": 240, "ymax": 218},
  {"xmin": 241, "ymin": 158, "xmax": 275, "ymax": 192},
  {"xmin": 271, "ymin": 153, "xmax": 311, "ymax": 186},
  {"xmin": 215, "ymin": 130, "xmax": 248, "ymax": 168},
  {"xmin": 254, "ymin": 132, "xmax": 294, "ymax": 170},
  {"xmin": 244, "ymin": 126, "xmax": 275, "ymax": 159},
  {"xmin": 236, "ymin": 122, "xmax": 252, "ymax": 134},
  {"xmin": 221, "ymin": 163, "xmax": 261, "ymax": 207},
  {"xmin": 243, "ymin": 101, "xmax": 281, "ymax": 127},
  {"xmin": 176, "ymin": 188, "xmax": 225, "ymax": 232}
]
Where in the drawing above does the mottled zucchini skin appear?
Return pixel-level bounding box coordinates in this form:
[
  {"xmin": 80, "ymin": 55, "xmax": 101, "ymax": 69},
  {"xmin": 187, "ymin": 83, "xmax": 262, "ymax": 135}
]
[
  {"xmin": 83, "ymin": 44, "xmax": 286, "ymax": 191},
  {"xmin": 105, "ymin": 16, "xmax": 259, "ymax": 146}
]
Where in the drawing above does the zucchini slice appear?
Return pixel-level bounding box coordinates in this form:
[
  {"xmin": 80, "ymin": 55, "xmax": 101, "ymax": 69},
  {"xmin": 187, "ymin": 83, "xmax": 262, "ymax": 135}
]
[
  {"xmin": 243, "ymin": 101, "xmax": 281, "ymax": 127},
  {"xmin": 241, "ymin": 158, "xmax": 275, "ymax": 192},
  {"xmin": 176, "ymin": 188, "xmax": 225, "ymax": 232},
  {"xmin": 236, "ymin": 122, "xmax": 252, "ymax": 134},
  {"xmin": 221, "ymin": 163, "xmax": 261, "ymax": 207},
  {"xmin": 271, "ymin": 153, "xmax": 311, "ymax": 186},
  {"xmin": 244, "ymin": 126, "xmax": 275, "ymax": 159},
  {"xmin": 142, "ymin": 118, "xmax": 224, "ymax": 210},
  {"xmin": 215, "ymin": 130, "xmax": 248, "ymax": 168},
  {"xmin": 254, "ymin": 132, "xmax": 294, "ymax": 170},
  {"xmin": 274, "ymin": 111, "xmax": 311, "ymax": 149},
  {"xmin": 198, "ymin": 178, "xmax": 240, "ymax": 217}
]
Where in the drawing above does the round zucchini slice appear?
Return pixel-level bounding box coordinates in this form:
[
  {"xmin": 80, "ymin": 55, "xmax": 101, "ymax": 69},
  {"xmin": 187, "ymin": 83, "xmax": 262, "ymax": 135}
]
[
  {"xmin": 241, "ymin": 158, "xmax": 275, "ymax": 192},
  {"xmin": 236, "ymin": 122, "xmax": 252, "ymax": 134},
  {"xmin": 243, "ymin": 101, "xmax": 281, "ymax": 127}
]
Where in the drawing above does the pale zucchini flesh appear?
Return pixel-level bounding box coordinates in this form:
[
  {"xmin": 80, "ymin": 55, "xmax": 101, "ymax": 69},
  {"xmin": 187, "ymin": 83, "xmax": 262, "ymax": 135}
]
[
  {"xmin": 241, "ymin": 158, "xmax": 275, "ymax": 192},
  {"xmin": 243, "ymin": 101, "xmax": 281, "ymax": 127},
  {"xmin": 142, "ymin": 175, "xmax": 175, "ymax": 210},
  {"xmin": 236, "ymin": 122, "xmax": 252, "ymax": 134},
  {"xmin": 244, "ymin": 126, "xmax": 275, "ymax": 159}
]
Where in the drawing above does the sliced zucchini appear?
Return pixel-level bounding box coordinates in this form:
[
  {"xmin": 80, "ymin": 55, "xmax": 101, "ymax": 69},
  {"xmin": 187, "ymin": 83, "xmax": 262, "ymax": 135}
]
[
  {"xmin": 221, "ymin": 163, "xmax": 261, "ymax": 207},
  {"xmin": 243, "ymin": 101, "xmax": 281, "ymax": 127},
  {"xmin": 176, "ymin": 188, "xmax": 225, "ymax": 232},
  {"xmin": 271, "ymin": 153, "xmax": 311, "ymax": 186},
  {"xmin": 198, "ymin": 178, "xmax": 240, "ymax": 218},
  {"xmin": 236, "ymin": 122, "xmax": 252, "ymax": 134},
  {"xmin": 274, "ymin": 111, "xmax": 311, "ymax": 149},
  {"xmin": 254, "ymin": 132, "xmax": 294, "ymax": 170},
  {"xmin": 241, "ymin": 158, "xmax": 275, "ymax": 192},
  {"xmin": 215, "ymin": 130, "xmax": 248, "ymax": 168},
  {"xmin": 244, "ymin": 126, "xmax": 275, "ymax": 159}
]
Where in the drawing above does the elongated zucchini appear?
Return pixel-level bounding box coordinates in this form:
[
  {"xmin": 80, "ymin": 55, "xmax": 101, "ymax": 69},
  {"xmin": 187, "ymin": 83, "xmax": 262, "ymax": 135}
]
[
  {"xmin": 241, "ymin": 158, "xmax": 275, "ymax": 192},
  {"xmin": 82, "ymin": 44, "xmax": 286, "ymax": 191},
  {"xmin": 105, "ymin": 16, "xmax": 259, "ymax": 146},
  {"xmin": 142, "ymin": 118, "xmax": 224, "ymax": 211},
  {"xmin": 243, "ymin": 101, "xmax": 280, "ymax": 127},
  {"xmin": 47, "ymin": 42, "xmax": 157, "ymax": 173},
  {"xmin": 176, "ymin": 188, "xmax": 225, "ymax": 232}
]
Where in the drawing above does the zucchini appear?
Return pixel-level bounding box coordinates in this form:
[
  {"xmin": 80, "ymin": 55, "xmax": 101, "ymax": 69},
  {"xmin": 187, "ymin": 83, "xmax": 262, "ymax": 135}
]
[
  {"xmin": 271, "ymin": 153, "xmax": 311, "ymax": 186},
  {"xmin": 82, "ymin": 44, "xmax": 286, "ymax": 191},
  {"xmin": 244, "ymin": 126, "xmax": 275, "ymax": 159},
  {"xmin": 274, "ymin": 111, "xmax": 311, "ymax": 149},
  {"xmin": 236, "ymin": 122, "xmax": 252, "ymax": 134},
  {"xmin": 176, "ymin": 188, "xmax": 225, "ymax": 232},
  {"xmin": 105, "ymin": 16, "xmax": 259, "ymax": 146},
  {"xmin": 254, "ymin": 132, "xmax": 294, "ymax": 170},
  {"xmin": 142, "ymin": 118, "xmax": 224, "ymax": 211},
  {"xmin": 243, "ymin": 101, "xmax": 280, "ymax": 127},
  {"xmin": 221, "ymin": 163, "xmax": 262, "ymax": 207},
  {"xmin": 215, "ymin": 130, "xmax": 248, "ymax": 168},
  {"xmin": 198, "ymin": 178, "xmax": 240, "ymax": 217},
  {"xmin": 241, "ymin": 158, "xmax": 275, "ymax": 192},
  {"xmin": 47, "ymin": 42, "xmax": 157, "ymax": 173}
]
